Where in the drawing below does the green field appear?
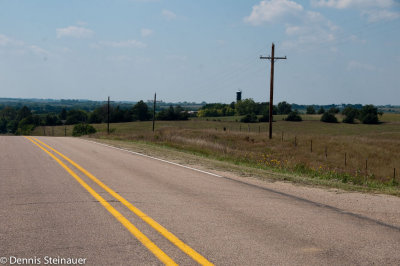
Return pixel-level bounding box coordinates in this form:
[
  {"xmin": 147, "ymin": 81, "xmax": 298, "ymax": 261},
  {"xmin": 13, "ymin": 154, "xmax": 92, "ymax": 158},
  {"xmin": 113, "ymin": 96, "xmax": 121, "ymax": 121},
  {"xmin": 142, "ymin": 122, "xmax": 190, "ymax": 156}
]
[{"xmin": 32, "ymin": 113, "xmax": 400, "ymax": 194}]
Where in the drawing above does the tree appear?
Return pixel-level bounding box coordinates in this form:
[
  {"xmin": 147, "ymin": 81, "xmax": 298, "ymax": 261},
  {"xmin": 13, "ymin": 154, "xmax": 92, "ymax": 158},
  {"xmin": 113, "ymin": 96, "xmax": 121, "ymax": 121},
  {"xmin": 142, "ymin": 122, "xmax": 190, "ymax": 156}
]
[
  {"xmin": 59, "ymin": 108, "xmax": 67, "ymax": 120},
  {"xmin": 17, "ymin": 106, "xmax": 31, "ymax": 121},
  {"xmin": 320, "ymin": 112, "xmax": 338, "ymax": 123},
  {"xmin": 45, "ymin": 114, "xmax": 61, "ymax": 126},
  {"xmin": 317, "ymin": 107, "xmax": 325, "ymax": 114},
  {"xmin": 157, "ymin": 106, "xmax": 189, "ymax": 121},
  {"xmin": 235, "ymin": 99, "xmax": 258, "ymax": 115},
  {"xmin": 0, "ymin": 118, "xmax": 8, "ymax": 133},
  {"xmin": 342, "ymin": 106, "xmax": 359, "ymax": 124},
  {"xmin": 7, "ymin": 120, "xmax": 18, "ymax": 134},
  {"xmin": 358, "ymin": 105, "xmax": 379, "ymax": 124},
  {"xmin": 285, "ymin": 111, "xmax": 302, "ymax": 121},
  {"xmin": 66, "ymin": 110, "xmax": 88, "ymax": 125},
  {"xmin": 306, "ymin": 106, "xmax": 316, "ymax": 114},
  {"xmin": 328, "ymin": 107, "xmax": 340, "ymax": 114},
  {"xmin": 0, "ymin": 106, "xmax": 17, "ymax": 120},
  {"xmin": 131, "ymin": 100, "xmax": 151, "ymax": 121},
  {"xmin": 277, "ymin": 101, "xmax": 292, "ymax": 115}
]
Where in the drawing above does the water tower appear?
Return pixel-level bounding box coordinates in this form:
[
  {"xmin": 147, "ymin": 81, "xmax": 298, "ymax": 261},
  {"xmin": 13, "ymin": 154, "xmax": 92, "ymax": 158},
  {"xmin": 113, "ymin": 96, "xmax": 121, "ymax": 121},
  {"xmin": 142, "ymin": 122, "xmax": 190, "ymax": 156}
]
[{"xmin": 236, "ymin": 90, "xmax": 242, "ymax": 102}]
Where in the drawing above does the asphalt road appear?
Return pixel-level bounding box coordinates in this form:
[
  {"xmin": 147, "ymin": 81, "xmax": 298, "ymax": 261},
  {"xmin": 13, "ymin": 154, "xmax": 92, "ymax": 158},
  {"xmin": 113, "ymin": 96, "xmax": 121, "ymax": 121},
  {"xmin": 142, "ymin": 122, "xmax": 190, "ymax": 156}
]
[{"xmin": 1, "ymin": 136, "xmax": 399, "ymax": 265}]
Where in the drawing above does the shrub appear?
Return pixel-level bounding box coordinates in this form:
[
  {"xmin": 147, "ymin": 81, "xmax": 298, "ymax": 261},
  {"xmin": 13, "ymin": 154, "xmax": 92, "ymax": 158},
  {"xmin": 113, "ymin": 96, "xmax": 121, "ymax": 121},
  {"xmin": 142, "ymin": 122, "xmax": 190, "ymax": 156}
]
[
  {"xmin": 359, "ymin": 105, "xmax": 379, "ymax": 124},
  {"xmin": 320, "ymin": 112, "xmax": 338, "ymax": 123},
  {"xmin": 342, "ymin": 106, "xmax": 359, "ymax": 124},
  {"xmin": 258, "ymin": 114, "xmax": 269, "ymax": 122},
  {"xmin": 285, "ymin": 111, "xmax": 302, "ymax": 121},
  {"xmin": 72, "ymin": 123, "xmax": 97, "ymax": 136},
  {"xmin": 240, "ymin": 113, "xmax": 258, "ymax": 123}
]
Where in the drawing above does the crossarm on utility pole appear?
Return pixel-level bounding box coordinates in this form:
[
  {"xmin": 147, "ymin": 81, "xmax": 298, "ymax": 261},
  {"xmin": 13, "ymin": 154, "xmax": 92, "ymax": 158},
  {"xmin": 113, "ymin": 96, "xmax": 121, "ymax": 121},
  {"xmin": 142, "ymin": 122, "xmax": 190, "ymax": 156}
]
[{"xmin": 260, "ymin": 43, "xmax": 286, "ymax": 139}]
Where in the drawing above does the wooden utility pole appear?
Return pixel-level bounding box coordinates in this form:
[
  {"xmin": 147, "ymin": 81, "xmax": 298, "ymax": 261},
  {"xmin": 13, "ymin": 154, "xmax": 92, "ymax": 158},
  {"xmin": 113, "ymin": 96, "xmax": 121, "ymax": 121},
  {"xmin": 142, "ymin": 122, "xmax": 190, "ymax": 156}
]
[
  {"xmin": 152, "ymin": 93, "xmax": 156, "ymax": 132},
  {"xmin": 260, "ymin": 43, "xmax": 286, "ymax": 139},
  {"xmin": 107, "ymin": 96, "xmax": 110, "ymax": 134}
]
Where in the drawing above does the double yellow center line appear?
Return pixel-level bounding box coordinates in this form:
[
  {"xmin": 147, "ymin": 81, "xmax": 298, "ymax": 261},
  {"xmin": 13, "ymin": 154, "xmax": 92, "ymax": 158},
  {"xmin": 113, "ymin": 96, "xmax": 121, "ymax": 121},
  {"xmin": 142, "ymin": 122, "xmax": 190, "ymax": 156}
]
[{"xmin": 25, "ymin": 136, "xmax": 213, "ymax": 266}]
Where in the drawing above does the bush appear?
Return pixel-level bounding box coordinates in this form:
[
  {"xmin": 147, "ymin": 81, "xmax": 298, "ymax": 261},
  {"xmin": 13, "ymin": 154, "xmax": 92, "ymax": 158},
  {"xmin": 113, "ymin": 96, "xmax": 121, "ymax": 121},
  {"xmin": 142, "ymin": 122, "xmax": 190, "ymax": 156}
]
[
  {"xmin": 342, "ymin": 107, "xmax": 359, "ymax": 124},
  {"xmin": 258, "ymin": 114, "xmax": 269, "ymax": 122},
  {"xmin": 240, "ymin": 113, "xmax": 258, "ymax": 123},
  {"xmin": 320, "ymin": 112, "xmax": 338, "ymax": 123},
  {"xmin": 359, "ymin": 105, "xmax": 379, "ymax": 124},
  {"xmin": 285, "ymin": 111, "xmax": 302, "ymax": 121},
  {"xmin": 72, "ymin": 123, "xmax": 97, "ymax": 136}
]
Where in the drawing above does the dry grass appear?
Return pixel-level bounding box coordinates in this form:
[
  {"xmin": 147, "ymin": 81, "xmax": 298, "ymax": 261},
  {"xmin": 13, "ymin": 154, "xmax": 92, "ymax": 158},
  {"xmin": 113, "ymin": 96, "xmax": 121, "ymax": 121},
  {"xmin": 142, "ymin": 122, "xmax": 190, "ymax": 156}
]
[{"xmin": 31, "ymin": 114, "xmax": 400, "ymax": 189}]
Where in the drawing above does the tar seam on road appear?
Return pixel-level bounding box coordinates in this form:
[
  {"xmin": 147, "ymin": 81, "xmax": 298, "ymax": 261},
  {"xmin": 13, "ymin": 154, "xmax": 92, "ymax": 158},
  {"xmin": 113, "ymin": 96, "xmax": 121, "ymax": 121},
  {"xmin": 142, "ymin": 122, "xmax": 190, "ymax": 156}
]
[
  {"xmin": 29, "ymin": 137, "xmax": 214, "ymax": 266},
  {"xmin": 82, "ymin": 138, "xmax": 400, "ymax": 232},
  {"xmin": 24, "ymin": 137, "xmax": 178, "ymax": 266}
]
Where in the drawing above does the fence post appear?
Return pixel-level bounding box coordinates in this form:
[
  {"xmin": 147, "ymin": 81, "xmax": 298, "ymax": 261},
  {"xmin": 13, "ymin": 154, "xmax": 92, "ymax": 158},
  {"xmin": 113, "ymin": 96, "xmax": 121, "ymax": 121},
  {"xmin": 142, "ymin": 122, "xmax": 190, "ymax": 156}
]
[
  {"xmin": 325, "ymin": 146, "xmax": 327, "ymax": 159},
  {"xmin": 281, "ymin": 131, "xmax": 283, "ymax": 142},
  {"xmin": 294, "ymin": 136, "xmax": 297, "ymax": 147},
  {"xmin": 394, "ymin": 168, "xmax": 397, "ymax": 184},
  {"xmin": 345, "ymin": 152, "xmax": 347, "ymax": 167},
  {"xmin": 310, "ymin": 140, "xmax": 313, "ymax": 152}
]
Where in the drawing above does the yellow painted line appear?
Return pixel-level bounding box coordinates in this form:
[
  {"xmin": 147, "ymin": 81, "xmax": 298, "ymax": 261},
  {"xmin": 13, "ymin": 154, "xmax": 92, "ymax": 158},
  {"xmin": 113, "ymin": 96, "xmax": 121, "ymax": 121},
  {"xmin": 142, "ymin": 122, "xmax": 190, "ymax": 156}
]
[
  {"xmin": 25, "ymin": 137, "xmax": 177, "ymax": 266},
  {"xmin": 31, "ymin": 137, "xmax": 214, "ymax": 266}
]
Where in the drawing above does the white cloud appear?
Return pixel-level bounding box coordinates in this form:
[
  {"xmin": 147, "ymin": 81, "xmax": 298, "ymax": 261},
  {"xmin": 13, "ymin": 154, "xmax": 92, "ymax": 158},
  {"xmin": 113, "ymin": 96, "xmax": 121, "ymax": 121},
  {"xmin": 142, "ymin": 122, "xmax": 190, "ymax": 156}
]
[
  {"xmin": 141, "ymin": 28, "xmax": 153, "ymax": 37},
  {"xmin": 362, "ymin": 9, "xmax": 400, "ymax": 22},
  {"xmin": 312, "ymin": 0, "xmax": 395, "ymax": 9},
  {"xmin": 165, "ymin": 54, "xmax": 187, "ymax": 61},
  {"xmin": 162, "ymin": 9, "xmax": 177, "ymax": 21},
  {"xmin": 244, "ymin": 2, "xmax": 339, "ymax": 48},
  {"xmin": 98, "ymin": 40, "xmax": 146, "ymax": 48},
  {"xmin": 347, "ymin": 60, "xmax": 376, "ymax": 71},
  {"xmin": 29, "ymin": 45, "xmax": 49, "ymax": 56},
  {"xmin": 0, "ymin": 34, "xmax": 11, "ymax": 46},
  {"xmin": 0, "ymin": 34, "xmax": 49, "ymax": 57},
  {"xmin": 56, "ymin": 26, "xmax": 94, "ymax": 39},
  {"xmin": 107, "ymin": 55, "xmax": 132, "ymax": 62},
  {"xmin": 312, "ymin": 0, "xmax": 399, "ymax": 22},
  {"xmin": 244, "ymin": 0, "xmax": 303, "ymax": 25},
  {"xmin": 0, "ymin": 34, "xmax": 24, "ymax": 47}
]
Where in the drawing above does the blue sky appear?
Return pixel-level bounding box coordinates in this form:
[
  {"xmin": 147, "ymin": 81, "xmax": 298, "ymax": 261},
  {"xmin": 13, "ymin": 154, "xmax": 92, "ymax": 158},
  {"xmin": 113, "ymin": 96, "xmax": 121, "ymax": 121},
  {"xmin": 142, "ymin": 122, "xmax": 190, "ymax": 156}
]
[{"xmin": 0, "ymin": 0, "xmax": 399, "ymax": 104}]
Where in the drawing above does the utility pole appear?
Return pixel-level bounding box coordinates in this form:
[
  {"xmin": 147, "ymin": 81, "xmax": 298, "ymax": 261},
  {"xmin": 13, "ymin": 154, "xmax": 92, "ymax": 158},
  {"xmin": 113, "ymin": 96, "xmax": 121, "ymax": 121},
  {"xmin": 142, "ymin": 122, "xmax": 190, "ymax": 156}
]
[
  {"xmin": 107, "ymin": 96, "xmax": 110, "ymax": 134},
  {"xmin": 152, "ymin": 93, "xmax": 156, "ymax": 132},
  {"xmin": 260, "ymin": 43, "xmax": 286, "ymax": 139}
]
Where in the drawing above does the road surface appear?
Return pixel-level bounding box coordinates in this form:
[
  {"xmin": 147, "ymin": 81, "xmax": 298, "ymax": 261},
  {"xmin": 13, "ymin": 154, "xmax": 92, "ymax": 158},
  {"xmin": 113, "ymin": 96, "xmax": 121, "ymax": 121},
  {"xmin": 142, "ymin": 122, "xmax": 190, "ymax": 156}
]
[{"xmin": 1, "ymin": 136, "xmax": 399, "ymax": 265}]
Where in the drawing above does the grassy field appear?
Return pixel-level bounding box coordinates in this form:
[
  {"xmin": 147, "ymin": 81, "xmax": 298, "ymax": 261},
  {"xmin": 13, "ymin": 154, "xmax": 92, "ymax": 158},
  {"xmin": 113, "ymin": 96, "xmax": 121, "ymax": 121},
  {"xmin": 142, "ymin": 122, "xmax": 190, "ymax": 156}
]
[{"xmin": 32, "ymin": 113, "xmax": 400, "ymax": 194}]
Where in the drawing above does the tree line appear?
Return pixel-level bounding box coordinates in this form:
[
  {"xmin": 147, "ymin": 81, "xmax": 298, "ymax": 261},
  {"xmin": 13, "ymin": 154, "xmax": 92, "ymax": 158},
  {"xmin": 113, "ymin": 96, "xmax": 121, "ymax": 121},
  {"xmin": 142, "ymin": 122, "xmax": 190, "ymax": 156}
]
[
  {"xmin": 198, "ymin": 99, "xmax": 382, "ymax": 124},
  {"xmin": 0, "ymin": 101, "xmax": 189, "ymax": 135}
]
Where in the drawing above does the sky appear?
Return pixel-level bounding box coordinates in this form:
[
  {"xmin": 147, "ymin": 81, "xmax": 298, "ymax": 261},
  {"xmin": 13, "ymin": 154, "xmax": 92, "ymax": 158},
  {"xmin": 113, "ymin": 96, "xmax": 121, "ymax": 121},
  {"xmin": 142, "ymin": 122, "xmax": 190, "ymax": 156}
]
[{"xmin": 0, "ymin": 0, "xmax": 399, "ymax": 105}]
